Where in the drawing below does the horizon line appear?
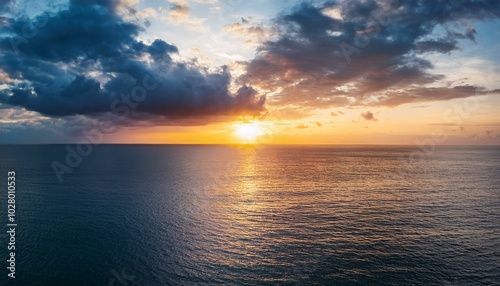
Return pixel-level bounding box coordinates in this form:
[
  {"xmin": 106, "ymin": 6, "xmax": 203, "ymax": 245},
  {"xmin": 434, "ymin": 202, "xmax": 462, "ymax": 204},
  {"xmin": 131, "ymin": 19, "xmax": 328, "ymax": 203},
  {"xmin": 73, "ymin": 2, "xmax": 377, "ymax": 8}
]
[{"xmin": 1, "ymin": 143, "xmax": 499, "ymax": 147}]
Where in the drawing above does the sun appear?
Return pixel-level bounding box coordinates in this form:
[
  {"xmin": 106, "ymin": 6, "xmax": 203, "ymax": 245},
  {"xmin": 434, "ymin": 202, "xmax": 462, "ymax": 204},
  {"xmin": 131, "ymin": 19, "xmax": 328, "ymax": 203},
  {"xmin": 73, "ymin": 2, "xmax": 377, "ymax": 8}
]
[{"xmin": 235, "ymin": 122, "xmax": 264, "ymax": 143}]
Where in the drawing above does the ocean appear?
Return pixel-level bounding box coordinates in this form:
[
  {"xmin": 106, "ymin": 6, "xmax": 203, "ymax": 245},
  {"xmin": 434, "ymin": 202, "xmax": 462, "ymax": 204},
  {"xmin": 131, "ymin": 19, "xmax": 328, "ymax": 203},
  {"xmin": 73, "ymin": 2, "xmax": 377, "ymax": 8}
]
[{"xmin": 0, "ymin": 145, "xmax": 499, "ymax": 285}]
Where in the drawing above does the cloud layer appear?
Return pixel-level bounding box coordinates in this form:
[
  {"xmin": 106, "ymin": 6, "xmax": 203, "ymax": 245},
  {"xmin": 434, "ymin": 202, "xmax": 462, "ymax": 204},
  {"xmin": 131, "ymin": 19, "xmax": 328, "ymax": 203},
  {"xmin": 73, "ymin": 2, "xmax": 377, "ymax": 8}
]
[
  {"xmin": 0, "ymin": 0, "xmax": 265, "ymax": 122},
  {"xmin": 239, "ymin": 0, "xmax": 500, "ymax": 108}
]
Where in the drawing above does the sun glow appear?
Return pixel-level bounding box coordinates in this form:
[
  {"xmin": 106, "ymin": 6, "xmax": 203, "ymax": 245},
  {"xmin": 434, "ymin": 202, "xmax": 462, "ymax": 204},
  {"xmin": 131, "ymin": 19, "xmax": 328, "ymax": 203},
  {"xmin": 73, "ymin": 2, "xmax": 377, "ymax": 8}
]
[{"xmin": 234, "ymin": 122, "xmax": 265, "ymax": 143}]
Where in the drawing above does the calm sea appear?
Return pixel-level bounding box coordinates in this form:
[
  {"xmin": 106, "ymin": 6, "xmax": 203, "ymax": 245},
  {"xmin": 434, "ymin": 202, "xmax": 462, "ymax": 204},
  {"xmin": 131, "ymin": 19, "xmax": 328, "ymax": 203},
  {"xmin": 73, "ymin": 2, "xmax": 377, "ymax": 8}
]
[{"xmin": 0, "ymin": 145, "xmax": 499, "ymax": 285}]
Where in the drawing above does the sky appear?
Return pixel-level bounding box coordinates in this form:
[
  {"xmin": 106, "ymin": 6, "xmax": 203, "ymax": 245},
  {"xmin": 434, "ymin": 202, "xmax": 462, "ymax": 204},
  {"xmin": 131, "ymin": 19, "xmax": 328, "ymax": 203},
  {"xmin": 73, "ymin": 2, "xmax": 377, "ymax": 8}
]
[{"xmin": 0, "ymin": 0, "xmax": 499, "ymax": 144}]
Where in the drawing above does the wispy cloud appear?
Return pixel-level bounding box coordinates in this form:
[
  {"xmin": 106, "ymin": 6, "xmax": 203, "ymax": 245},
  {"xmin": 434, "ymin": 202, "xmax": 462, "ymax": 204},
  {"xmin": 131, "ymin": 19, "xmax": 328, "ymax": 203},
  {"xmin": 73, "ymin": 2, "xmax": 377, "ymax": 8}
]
[
  {"xmin": 163, "ymin": 0, "xmax": 207, "ymax": 30},
  {"xmin": 330, "ymin": 110, "xmax": 344, "ymax": 117},
  {"xmin": 296, "ymin": 123, "xmax": 309, "ymax": 129}
]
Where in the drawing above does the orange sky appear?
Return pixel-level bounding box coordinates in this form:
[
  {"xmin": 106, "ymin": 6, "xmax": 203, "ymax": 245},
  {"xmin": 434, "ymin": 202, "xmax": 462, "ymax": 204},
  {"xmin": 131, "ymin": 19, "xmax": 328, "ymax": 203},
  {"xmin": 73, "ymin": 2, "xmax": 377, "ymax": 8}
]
[{"xmin": 107, "ymin": 94, "xmax": 500, "ymax": 145}]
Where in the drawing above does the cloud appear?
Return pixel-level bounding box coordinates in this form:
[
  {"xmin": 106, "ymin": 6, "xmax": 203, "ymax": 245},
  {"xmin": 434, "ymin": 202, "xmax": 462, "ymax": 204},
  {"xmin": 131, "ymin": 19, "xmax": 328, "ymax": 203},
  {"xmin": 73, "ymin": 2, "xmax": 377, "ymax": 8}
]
[
  {"xmin": 170, "ymin": 1, "xmax": 189, "ymax": 18},
  {"xmin": 238, "ymin": 0, "xmax": 500, "ymax": 108},
  {"xmin": 330, "ymin": 110, "xmax": 344, "ymax": 116},
  {"xmin": 225, "ymin": 22, "xmax": 265, "ymax": 38},
  {"xmin": 224, "ymin": 17, "xmax": 272, "ymax": 45},
  {"xmin": 360, "ymin": 111, "xmax": 377, "ymax": 121},
  {"xmin": 0, "ymin": 106, "xmax": 99, "ymax": 143},
  {"xmin": 0, "ymin": 0, "xmax": 13, "ymax": 12},
  {"xmin": 193, "ymin": 0, "xmax": 218, "ymax": 3},
  {"xmin": 296, "ymin": 123, "xmax": 308, "ymax": 129},
  {"xmin": 163, "ymin": 0, "xmax": 206, "ymax": 30},
  {"xmin": 415, "ymin": 40, "xmax": 459, "ymax": 54},
  {"xmin": 0, "ymin": 0, "xmax": 265, "ymax": 125},
  {"xmin": 135, "ymin": 7, "xmax": 158, "ymax": 19}
]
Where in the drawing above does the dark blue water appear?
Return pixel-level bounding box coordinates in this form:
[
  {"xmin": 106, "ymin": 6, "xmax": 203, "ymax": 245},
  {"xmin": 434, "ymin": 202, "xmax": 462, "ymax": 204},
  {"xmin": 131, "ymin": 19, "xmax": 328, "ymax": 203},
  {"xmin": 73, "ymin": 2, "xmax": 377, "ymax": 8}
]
[{"xmin": 0, "ymin": 145, "xmax": 499, "ymax": 285}]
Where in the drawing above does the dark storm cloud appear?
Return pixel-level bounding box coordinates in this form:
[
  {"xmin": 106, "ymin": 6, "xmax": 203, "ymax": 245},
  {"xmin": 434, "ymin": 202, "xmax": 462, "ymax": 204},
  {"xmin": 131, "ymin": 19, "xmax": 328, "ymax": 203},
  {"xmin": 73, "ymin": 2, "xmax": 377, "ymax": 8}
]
[
  {"xmin": 0, "ymin": 0, "xmax": 12, "ymax": 10},
  {"xmin": 0, "ymin": 0, "xmax": 265, "ymax": 121},
  {"xmin": 0, "ymin": 0, "xmax": 13, "ymax": 25},
  {"xmin": 414, "ymin": 40, "xmax": 459, "ymax": 54},
  {"xmin": 239, "ymin": 0, "xmax": 500, "ymax": 108}
]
